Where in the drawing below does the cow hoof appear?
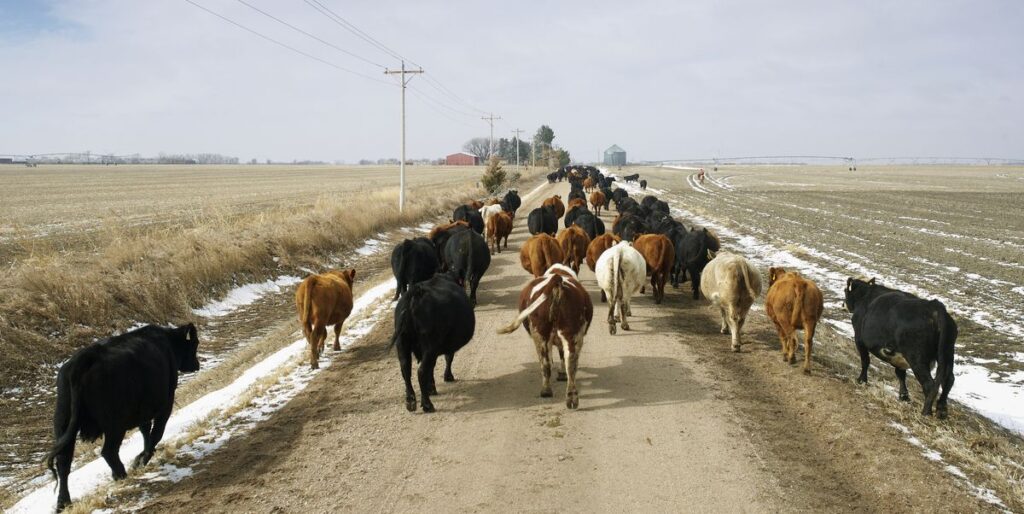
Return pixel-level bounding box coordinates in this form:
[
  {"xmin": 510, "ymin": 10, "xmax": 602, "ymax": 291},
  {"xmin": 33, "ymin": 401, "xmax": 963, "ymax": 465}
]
[
  {"xmin": 608, "ymin": 324, "xmax": 617, "ymax": 335},
  {"xmin": 621, "ymin": 323, "xmax": 630, "ymax": 331},
  {"xmin": 112, "ymin": 469, "xmax": 128, "ymax": 481},
  {"xmin": 937, "ymin": 407, "xmax": 948, "ymax": 420},
  {"xmin": 567, "ymin": 398, "xmax": 578, "ymax": 409},
  {"xmin": 428, "ymin": 387, "xmax": 438, "ymax": 396},
  {"xmin": 131, "ymin": 452, "xmax": 150, "ymax": 469},
  {"xmin": 540, "ymin": 389, "xmax": 553, "ymax": 398},
  {"xmin": 802, "ymin": 367, "xmax": 811, "ymax": 375},
  {"xmin": 406, "ymin": 399, "xmax": 417, "ymax": 412},
  {"xmin": 444, "ymin": 374, "xmax": 456, "ymax": 383},
  {"xmin": 720, "ymin": 327, "xmax": 729, "ymax": 334},
  {"xmin": 731, "ymin": 345, "xmax": 741, "ymax": 353},
  {"xmin": 899, "ymin": 393, "xmax": 910, "ymax": 402},
  {"xmin": 788, "ymin": 357, "xmax": 796, "ymax": 364},
  {"xmin": 333, "ymin": 344, "xmax": 341, "ymax": 352},
  {"xmin": 422, "ymin": 403, "xmax": 436, "ymax": 413},
  {"xmin": 557, "ymin": 372, "xmax": 567, "ymax": 382}
]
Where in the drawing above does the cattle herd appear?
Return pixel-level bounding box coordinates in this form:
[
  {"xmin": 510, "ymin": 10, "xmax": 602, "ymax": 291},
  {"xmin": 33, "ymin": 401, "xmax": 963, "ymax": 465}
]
[{"xmin": 42, "ymin": 167, "xmax": 960, "ymax": 511}]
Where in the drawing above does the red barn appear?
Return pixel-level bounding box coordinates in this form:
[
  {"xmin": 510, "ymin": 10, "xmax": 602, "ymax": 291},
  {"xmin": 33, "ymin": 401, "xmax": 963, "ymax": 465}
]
[{"xmin": 446, "ymin": 152, "xmax": 480, "ymax": 166}]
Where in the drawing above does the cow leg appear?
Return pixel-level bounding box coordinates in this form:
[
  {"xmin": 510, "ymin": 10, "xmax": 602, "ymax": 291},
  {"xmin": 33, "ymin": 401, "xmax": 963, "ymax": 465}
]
[
  {"xmin": 564, "ymin": 335, "xmax": 581, "ymax": 409},
  {"xmin": 310, "ymin": 325, "xmax": 326, "ymax": 370},
  {"xmin": 855, "ymin": 339, "xmax": 870, "ymax": 384},
  {"xmin": 555, "ymin": 343, "xmax": 567, "ymax": 381},
  {"xmin": 418, "ymin": 352, "xmax": 440, "ymax": 412},
  {"xmin": 333, "ymin": 323, "xmax": 343, "ymax": 352},
  {"xmin": 533, "ymin": 335, "xmax": 553, "ymax": 397},
  {"xmin": 788, "ymin": 333, "xmax": 798, "ymax": 364},
  {"xmin": 398, "ymin": 347, "xmax": 417, "ymax": 412},
  {"xmin": 895, "ymin": 368, "xmax": 910, "ymax": 401},
  {"xmin": 911, "ymin": 362, "xmax": 938, "ymax": 416},
  {"xmin": 132, "ymin": 420, "xmax": 153, "ymax": 469},
  {"xmin": 621, "ymin": 297, "xmax": 632, "ymax": 331},
  {"xmin": 717, "ymin": 305, "xmax": 729, "ymax": 335},
  {"xmin": 443, "ymin": 352, "xmax": 456, "ymax": 382},
  {"xmin": 101, "ymin": 429, "xmax": 128, "ymax": 480},
  {"xmin": 937, "ymin": 369, "xmax": 954, "ymax": 420},
  {"xmin": 607, "ymin": 297, "xmax": 618, "ymax": 335},
  {"xmin": 393, "ymin": 281, "xmax": 403, "ymax": 301},
  {"xmin": 470, "ymin": 275, "xmax": 480, "ymax": 307},
  {"xmin": 691, "ymin": 269, "xmax": 701, "ymax": 300},
  {"xmin": 600, "ymin": 289, "xmax": 607, "ymax": 303},
  {"xmin": 54, "ymin": 431, "xmax": 76, "ymax": 511},
  {"xmin": 802, "ymin": 323, "xmax": 816, "ymax": 374},
  {"xmin": 730, "ymin": 313, "xmax": 745, "ymax": 352}
]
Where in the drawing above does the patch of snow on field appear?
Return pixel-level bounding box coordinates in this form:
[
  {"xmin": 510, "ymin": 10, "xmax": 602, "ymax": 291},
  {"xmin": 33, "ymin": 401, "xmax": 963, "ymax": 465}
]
[
  {"xmin": 889, "ymin": 422, "xmax": 1007, "ymax": 509},
  {"xmin": 355, "ymin": 238, "xmax": 383, "ymax": 256},
  {"xmin": 192, "ymin": 276, "xmax": 301, "ymax": 318},
  {"xmin": 9, "ymin": 277, "xmax": 398, "ymax": 513},
  {"xmin": 948, "ymin": 363, "xmax": 1024, "ymax": 435}
]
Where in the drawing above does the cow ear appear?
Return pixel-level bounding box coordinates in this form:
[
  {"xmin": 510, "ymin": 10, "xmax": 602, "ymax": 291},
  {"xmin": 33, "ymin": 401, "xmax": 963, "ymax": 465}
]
[
  {"xmin": 868, "ymin": 277, "xmax": 876, "ymax": 285},
  {"xmin": 349, "ymin": 268, "xmax": 357, "ymax": 280}
]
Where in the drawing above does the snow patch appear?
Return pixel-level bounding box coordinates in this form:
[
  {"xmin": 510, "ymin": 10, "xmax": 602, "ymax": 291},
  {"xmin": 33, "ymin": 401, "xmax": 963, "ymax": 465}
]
[
  {"xmin": 355, "ymin": 238, "xmax": 383, "ymax": 256},
  {"xmin": 192, "ymin": 276, "xmax": 301, "ymax": 318}
]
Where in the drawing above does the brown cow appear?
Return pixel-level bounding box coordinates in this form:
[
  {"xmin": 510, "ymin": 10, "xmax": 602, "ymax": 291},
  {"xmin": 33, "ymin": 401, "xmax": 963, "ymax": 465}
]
[
  {"xmin": 556, "ymin": 225, "xmax": 591, "ymax": 274},
  {"xmin": 428, "ymin": 220, "xmax": 470, "ymax": 269},
  {"xmin": 766, "ymin": 267, "xmax": 825, "ymax": 373},
  {"xmin": 583, "ymin": 177, "xmax": 595, "ymax": 192},
  {"xmin": 295, "ymin": 269, "xmax": 356, "ymax": 370},
  {"xmin": 586, "ymin": 233, "xmax": 621, "ymax": 302},
  {"xmin": 542, "ymin": 195, "xmax": 566, "ymax": 219},
  {"xmin": 589, "ymin": 190, "xmax": 606, "ymax": 216},
  {"xmin": 498, "ymin": 264, "xmax": 593, "ymax": 409},
  {"xmin": 520, "ymin": 233, "xmax": 564, "ymax": 277},
  {"xmin": 485, "ymin": 197, "xmax": 502, "ymax": 206},
  {"xmin": 633, "ymin": 234, "xmax": 675, "ymax": 304},
  {"xmin": 466, "ymin": 200, "xmax": 484, "ymax": 210},
  {"xmin": 487, "ymin": 211, "xmax": 513, "ymax": 254},
  {"xmin": 567, "ymin": 197, "xmax": 586, "ymax": 211}
]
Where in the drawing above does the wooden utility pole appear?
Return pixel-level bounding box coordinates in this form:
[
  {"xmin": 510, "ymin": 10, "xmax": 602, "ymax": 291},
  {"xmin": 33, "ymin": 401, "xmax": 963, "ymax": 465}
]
[
  {"xmin": 384, "ymin": 61, "xmax": 424, "ymax": 213},
  {"xmin": 512, "ymin": 128, "xmax": 524, "ymax": 175},
  {"xmin": 481, "ymin": 113, "xmax": 502, "ymax": 159}
]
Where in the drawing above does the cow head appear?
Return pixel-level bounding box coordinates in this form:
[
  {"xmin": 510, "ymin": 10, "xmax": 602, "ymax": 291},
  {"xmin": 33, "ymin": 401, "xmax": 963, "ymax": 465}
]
[
  {"xmin": 175, "ymin": 323, "xmax": 201, "ymax": 373},
  {"xmin": 843, "ymin": 277, "xmax": 876, "ymax": 312},
  {"xmin": 340, "ymin": 268, "xmax": 356, "ymax": 287},
  {"xmin": 768, "ymin": 266, "xmax": 786, "ymax": 287}
]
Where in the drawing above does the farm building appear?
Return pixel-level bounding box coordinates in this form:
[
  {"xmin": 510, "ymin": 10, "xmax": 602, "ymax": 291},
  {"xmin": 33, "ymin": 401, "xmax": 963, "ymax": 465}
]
[
  {"xmin": 0, "ymin": 157, "xmax": 12, "ymax": 164},
  {"xmin": 446, "ymin": 152, "xmax": 480, "ymax": 166},
  {"xmin": 603, "ymin": 145, "xmax": 626, "ymax": 166}
]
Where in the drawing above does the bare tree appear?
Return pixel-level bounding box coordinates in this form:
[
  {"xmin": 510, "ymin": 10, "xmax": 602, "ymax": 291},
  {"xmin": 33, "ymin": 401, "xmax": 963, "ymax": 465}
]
[{"xmin": 463, "ymin": 137, "xmax": 493, "ymax": 162}]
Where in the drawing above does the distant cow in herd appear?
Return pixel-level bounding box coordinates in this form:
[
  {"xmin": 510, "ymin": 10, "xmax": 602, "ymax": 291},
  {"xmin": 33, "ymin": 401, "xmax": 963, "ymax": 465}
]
[
  {"xmin": 701, "ymin": 252, "xmax": 761, "ymax": 352},
  {"xmin": 499, "ymin": 264, "xmax": 593, "ymax": 409},
  {"xmin": 486, "ymin": 211, "xmax": 513, "ymax": 254},
  {"xmin": 521, "ymin": 233, "xmax": 564, "ymax": 277},
  {"xmin": 296, "ymin": 269, "xmax": 356, "ymax": 368},
  {"xmin": 527, "ymin": 205, "xmax": 558, "ymax": 236},
  {"xmin": 633, "ymin": 234, "xmax": 675, "ymax": 304},
  {"xmin": 765, "ymin": 267, "xmax": 824, "ymax": 373},
  {"xmin": 443, "ymin": 229, "xmax": 491, "ymax": 306},
  {"xmin": 47, "ymin": 324, "xmax": 201, "ymax": 511},
  {"xmin": 844, "ymin": 277, "xmax": 957, "ymax": 418},
  {"xmin": 391, "ymin": 273, "xmax": 475, "ymax": 413},
  {"xmin": 622, "ymin": 173, "xmax": 640, "ymax": 182},
  {"xmin": 391, "ymin": 238, "xmax": 438, "ymax": 301},
  {"xmin": 557, "ymin": 225, "xmax": 590, "ymax": 275},
  {"xmin": 542, "ymin": 195, "xmax": 566, "ymax": 219},
  {"xmin": 452, "ymin": 204, "xmax": 484, "ymax": 234}
]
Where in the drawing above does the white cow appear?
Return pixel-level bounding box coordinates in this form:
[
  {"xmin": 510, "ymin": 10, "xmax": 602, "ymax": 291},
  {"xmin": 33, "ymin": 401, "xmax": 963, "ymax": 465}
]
[
  {"xmin": 595, "ymin": 241, "xmax": 647, "ymax": 334},
  {"xmin": 479, "ymin": 204, "xmax": 505, "ymax": 242},
  {"xmin": 700, "ymin": 251, "xmax": 762, "ymax": 352}
]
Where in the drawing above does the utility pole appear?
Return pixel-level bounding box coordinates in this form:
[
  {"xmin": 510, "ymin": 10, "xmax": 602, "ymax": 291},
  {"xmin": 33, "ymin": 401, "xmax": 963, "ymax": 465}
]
[
  {"xmin": 512, "ymin": 128, "xmax": 524, "ymax": 175},
  {"xmin": 384, "ymin": 61, "xmax": 424, "ymax": 213},
  {"xmin": 481, "ymin": 113, "xmax": 501, "ymax": 160}
]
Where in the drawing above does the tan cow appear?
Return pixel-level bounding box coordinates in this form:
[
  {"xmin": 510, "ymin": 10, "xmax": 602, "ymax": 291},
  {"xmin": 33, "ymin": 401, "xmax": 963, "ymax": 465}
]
[
  {"xmin": 520, "ymin": 233, "xmax": 564, "ymax": 277},
  {"xmin": 466, "ymin": 200, "xmax": 484, "ymax": 210},
  {"xmin": 766, "ymin": 267, "xmax": 824, "ymax": 373},
  {"xmin": 589, "ymin": 190, "xmax": 606, "ymax": 216},
  {"xmin": 487, "ymin": 211, "xmax": 514, "ymax": 254},
  {"xmin": 498, "ymin": 264, "xmax": 593, "ymax": 409},
  {"xmin": 295, "ymin": 269, "xmax": 356, "ymax": 369},
  {"xmin": 586, "ymin": 234, "xmax": 621, "ymax": 303},
  {"xmin": 542, "ymin": 195, "xmax": 566, "ymax": 219},
  {"xmin": 633, "ymin": 234, "xmax": 675, "ymax": 304},
  {"xmin": 583, "ymin": 176, "xmax": 596, "ymax": 192},
  {"xmin": 700, "ymin": 252, "xmax": 761, "ymax": 352},
  {"xmin": 556, "ymin": 225, "xmax": 591, "ymax": 274},
  {"xmin": 567, "ymin": 197, "xmax": 587, "ymax": 211}
]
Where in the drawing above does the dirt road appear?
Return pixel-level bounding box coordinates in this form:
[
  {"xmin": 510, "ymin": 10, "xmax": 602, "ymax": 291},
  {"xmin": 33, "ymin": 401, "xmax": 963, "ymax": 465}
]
[{"xmin": 139, "ymin": 180, "xmax": 993, "ymax": 513}]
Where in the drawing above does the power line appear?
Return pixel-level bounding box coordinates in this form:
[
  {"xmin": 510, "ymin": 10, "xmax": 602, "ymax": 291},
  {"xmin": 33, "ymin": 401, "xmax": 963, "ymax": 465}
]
[
  {"xmin": 183, "ymin": 0, "xmax": 393, "ymax": 85},
  {"xmin": 408, "ymin": 85, "xmax": 480, "ymax": 118},
  {"xmin": 232, "ymin": 0, "xmax": 386, "ymax": 69},
  {"xmin": 407, "ymin": 88, "xmax": 478, "ymax": 129}
]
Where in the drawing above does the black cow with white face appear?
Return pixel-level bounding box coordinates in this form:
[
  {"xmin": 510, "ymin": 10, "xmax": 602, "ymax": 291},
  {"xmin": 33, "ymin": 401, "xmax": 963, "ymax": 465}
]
[
  {"xmin": 844, "ymin": 277, "xmax": 957, "ymax": 418},
  {"xmin": 46, "ymin": 324, "xmax": 200, "ymax": 511}
]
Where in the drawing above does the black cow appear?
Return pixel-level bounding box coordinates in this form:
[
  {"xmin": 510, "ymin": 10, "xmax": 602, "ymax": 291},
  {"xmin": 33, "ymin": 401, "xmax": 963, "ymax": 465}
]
[
  {"xmin": 640, "ymin": 195, "xmax": 660, "ymax": 210},
  {"xmin": 640, "ymin": 179, "xmax": 648, "ymax": 190},
  {"xmin": 429, "ymin": 222, "xmax": 470, "ymax": 271},
  {"xmin": 390, "ymin": 237, "xmax": 439, "ymax": 301},
  {"xmin": 452, "ymin": 205, "xmax": 484, "ymax": 234},
  {"xmin": 610, "ymin": 188, "xmax": 629, "ymax": 205},
  {"xmin": 612, "ymin": 213, "xmax": 647, "ymax": 242},
  {"xmin": 675, "ymin": 227, "xmax": 720, "ymax": 298},
  {"xmin": 391, "ymin": 273, "xmax": 475, "ymax": 413},
  {"xmin": 443, "ymin": 229, "xmax": 491, "ymax": 306},
  {"xmin": 46, "ymin": 324, "xmax": 200, "ymax": 511},
  {"xmin": 564, "ymin": 205, "xmax": 589, "ymax": 228},
  {"xmin": 844, "ymin": 278, "xmax": 957, "ymax": 418},
  {"xmin": 547, "ymin": 172, "xmax": 558, "ymax": 183},
  {"xmin": 573, "ymin": 212, "xmax": 605, "ymax": 240},
  {"xmin": 568, "ymin": 188, "xmax": 586, "ymax": 203},
  {"xmin": 527, "ymin": 205, "xmax": 557, "ymax": 236},
  {"xmin": 615, "ymin": 196, "xmax": 641, "ymax": 215},
  {"xmin": 502, "ymin": 189, "xmax": 521, "ymax": 216},
  {"xmin": 651, "ymin": 199, "xmax": 670, "ymax": 216},
  {"xmin": 599, "ymin": 187, "xmax": 614, "ymax": 209},
  {"xmin": 623, "ymin": 173, "xmax": 640, "ymax": 182}
]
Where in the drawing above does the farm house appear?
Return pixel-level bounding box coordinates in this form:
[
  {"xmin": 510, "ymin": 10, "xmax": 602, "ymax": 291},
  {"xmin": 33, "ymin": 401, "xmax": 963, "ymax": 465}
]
[
  {"xmin": 603, "ymin": 144, "xmax": 626, "ymax": 166},
  {"xmin": 445, "ymin": 152, "xmax": 480, "ymax": 165}
]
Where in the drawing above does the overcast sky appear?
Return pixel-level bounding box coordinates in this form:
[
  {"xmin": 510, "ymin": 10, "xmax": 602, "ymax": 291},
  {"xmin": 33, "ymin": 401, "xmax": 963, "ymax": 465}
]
[{"xmin": 0, "ymin": 0, "xmax": 1021, "ymax": 162}]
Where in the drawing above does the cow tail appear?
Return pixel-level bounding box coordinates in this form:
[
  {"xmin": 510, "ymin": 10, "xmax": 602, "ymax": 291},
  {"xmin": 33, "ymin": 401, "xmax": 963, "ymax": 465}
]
[
  {"xmin": 934, "ymin": 305, "xmax": 956, "ymax": 391},
  {"xmin": 465, "ymin": 235, "xmax": 475, "ymax": 294},
  {"xmin": 790, "ymin": 281, "xmax": 805, "ymax": 327},
  {"xmin": 302, "ymin": 279, "xmax": 316, "ymax": 341},
  {"xmin": 498, "ymin": 292, "xmax": 548, "ymax": 334},
  {"xmin": 45, "ymin": 376, "xmax": 81, "ymax": 480},
  {"xmin": 739, "ymin": 261, "xmax": 758, "ymax": 301},
  {"xmin": 396, "ymin": 242, "xmax": 410, "ymax": 293},
  {"xmin": 611, "ymin": 249, "xmax": 622, "ymax": 308},
  {"xmin": 388, "ymin": 287, "xmax": 422, "ymax": 351},
  {"xmin": 548, "ymin": 275, "xmax": 563, "ymax": 324}
]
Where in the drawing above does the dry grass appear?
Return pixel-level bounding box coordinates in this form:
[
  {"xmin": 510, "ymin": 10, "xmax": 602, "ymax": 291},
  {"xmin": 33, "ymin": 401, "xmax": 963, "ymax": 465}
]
[{"xmin": 0, "ymin": 164, "xmax": 498, "ymax": 390}]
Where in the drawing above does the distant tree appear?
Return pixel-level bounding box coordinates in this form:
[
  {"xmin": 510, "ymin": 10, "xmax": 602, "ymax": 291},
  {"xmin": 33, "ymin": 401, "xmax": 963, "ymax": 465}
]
[
  {"xmin": 534, "ymin": 125, "xmax": 554, "ymax": 146},
  {"xmin": 496, "ymin": 137, "xmax": 530, "ymax": 164},
  {"xmin": 480, "ymin": 155, "xmax": 506, "ymax": 194},
  {"xmin": 463, "ymin": 137, "xmax": 493, "ymax": 161}
]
